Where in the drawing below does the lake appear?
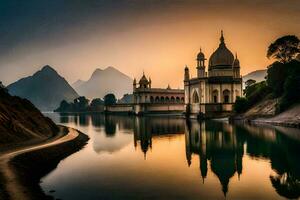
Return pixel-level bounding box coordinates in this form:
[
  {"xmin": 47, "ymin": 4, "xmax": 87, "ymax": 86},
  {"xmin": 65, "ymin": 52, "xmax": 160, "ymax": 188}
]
[{"xmin": 42, "ymin": 113, "xmax": 300, "ymax": 200}]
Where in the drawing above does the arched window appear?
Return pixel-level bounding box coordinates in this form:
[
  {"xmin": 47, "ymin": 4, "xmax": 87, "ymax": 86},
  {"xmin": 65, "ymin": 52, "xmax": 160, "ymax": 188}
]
[
  {"xmin": 181, "ymin": 97, "xmax": 184, "ymax": 102},
  {"xmin": 192, "ymin": 91, "xmax": 199, "ymax": 103},
  {"xmin": 212, "ymin": 90, "xmax": 218, "ymax": 103},
  {"xmin": 176, "ymin": 97, "xmax": 180, "ymax": 103},
  {"xmin": 223, "ymin": 89, "xmax": 230, "ymax": 103},
  {"xmin": 150, "ymin": 96, "xmax": 154, "ymax": 103},
  {"xmin": 171, "ymin": 96, "xmax": 175, "ymax": 103},
  {"xmin": 165, "ymin": 97, "xmax": 170, "ymax": 102},
  {"xmin": 155, "ymin": 96, "xmax": 160, "ymax": 103},
  {"xmin": 160, "ymin": 96, "xmax": 165, "ymax": 103}
]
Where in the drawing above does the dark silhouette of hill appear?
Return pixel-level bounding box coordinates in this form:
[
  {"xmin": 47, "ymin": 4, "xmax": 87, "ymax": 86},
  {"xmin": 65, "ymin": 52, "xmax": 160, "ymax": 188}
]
[
  {"xmin": 0, "ymin": 87, "xmax": 58, "ymax": 147},
  {"xmin": 7, "ymin": 65, "xmax": 79, "ymax": 111},
  {"xmin": 73, "ymin": 66, "xmax": 132, "ymax": 99}
]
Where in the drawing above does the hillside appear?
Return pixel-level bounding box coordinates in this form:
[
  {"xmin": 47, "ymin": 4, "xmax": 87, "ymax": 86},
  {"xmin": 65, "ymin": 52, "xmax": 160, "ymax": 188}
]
[
  {"xmin": 243, "ymin": 69, "xmax": 267, "ymax": 88},
  {"xmin": 7, "ymin": 65, "xmax": 79, "ymax": 111},
  {"xmin": 74, "ymin": 66, "xmax": 132, "ymax": 99},
  {"xmin": 0, "ymin": 88, "xmax": 59, "ymax": 147}
]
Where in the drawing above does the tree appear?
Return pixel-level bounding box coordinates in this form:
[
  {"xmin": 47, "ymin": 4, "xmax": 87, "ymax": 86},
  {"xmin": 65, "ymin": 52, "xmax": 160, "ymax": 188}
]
[
  {"xmin": 73, "ymin": 96, "xmax": 89, "ymax": 111},
  {"xmin": 90, "ymin": 98, "xmax": 104, "ymax": 111},
  {"xmin": 279, "ymin": 60, "xmax": 300, "ymax": 111},
  {"xmin": 245, "ymin": 79, "xmax": 256, "ymax": 88},
  {"xmin": 104, "ymin": 93, "xmax": 116, "ymax": 106},
  {"xmin": 266, "ymin": 62, "xmax": 288, "ymax": 97},
  {"xmin": 267, "ymin": 35, "xmax": 300, "ymax": 63},
  {"xmin": 55, "ymin": 100, "xmax": 72, "ymax": 112},
  {"xmin": 234, "ymin": 97, "xmax": 249, "ymax": 113}
]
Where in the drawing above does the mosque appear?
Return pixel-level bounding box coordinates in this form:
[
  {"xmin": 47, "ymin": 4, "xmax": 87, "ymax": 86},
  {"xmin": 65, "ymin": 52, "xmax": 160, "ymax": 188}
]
[
  {"xmin": 184, "ymin": 31, "xmax": 243, "ymax": 118},
  {"xmin": 131, "ymin": 73, "xmax": 185, "ymax": 114},
  {"xmin": 107, "ymin": 31, "xmax": 242, "ymax": 117}
]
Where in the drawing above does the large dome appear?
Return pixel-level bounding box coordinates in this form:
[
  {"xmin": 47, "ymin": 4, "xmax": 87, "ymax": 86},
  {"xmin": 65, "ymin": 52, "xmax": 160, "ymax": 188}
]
[{"xmin": 209, "ymin": 31, "xmax": 234, "ymax": 68}]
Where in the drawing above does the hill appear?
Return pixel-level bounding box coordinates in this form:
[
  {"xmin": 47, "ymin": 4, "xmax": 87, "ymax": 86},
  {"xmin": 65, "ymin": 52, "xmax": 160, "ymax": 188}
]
[
  {"xmin": 73, "ymin": 66, "xmax": 132, "ymax": 99},
  {"xmin": 0, "ymin": 87, "xmax": 59, "ymax": 147},
  {"xmin": 243, "ymin": 69, "xmax": 267, "ymax": 88},
  {"xmin": 7, "ymin": 65, "xmax": 79, "ymax": 111}
]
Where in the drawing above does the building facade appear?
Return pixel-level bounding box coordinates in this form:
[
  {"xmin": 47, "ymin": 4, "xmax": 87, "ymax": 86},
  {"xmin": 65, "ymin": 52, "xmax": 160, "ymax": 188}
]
[
  {"xmin": 184, "ymin": 31, "xmax": 243, "ymax": 118},
  {"xmin": 132, "ymin": 73, "xmax": 185, "ymax": 115}
]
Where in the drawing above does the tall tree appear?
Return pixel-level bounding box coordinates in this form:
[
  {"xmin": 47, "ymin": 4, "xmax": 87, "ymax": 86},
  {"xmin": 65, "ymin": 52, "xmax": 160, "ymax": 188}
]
[
  {"xmin": 104, "ymin": 93, "xmax": 117, "ymax": 106},
  {"xmin": 267, "ymin": 35, "xmax": 300, "ymax": 63}
]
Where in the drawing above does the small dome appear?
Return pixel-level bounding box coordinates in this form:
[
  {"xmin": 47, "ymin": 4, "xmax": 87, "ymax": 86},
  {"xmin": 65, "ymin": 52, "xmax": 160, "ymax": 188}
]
[
  {"xmin": 197, "ymin": 49, "xmax": 205, "ymax": 60},
  {"xmin": 209, "ymin": 31, "xmax": 234, "ymax": 68},
  {"xmin": 232, "ymin": 53, "xmax": 240, "ymax": 68},
  {"xmin": 139, "ymin": 74, "xmax": 149, "ymax": 85}
]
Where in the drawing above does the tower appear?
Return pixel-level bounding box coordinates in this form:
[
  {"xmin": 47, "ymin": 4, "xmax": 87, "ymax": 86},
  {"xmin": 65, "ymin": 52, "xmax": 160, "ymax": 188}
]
[
  {"xmin": 184, "ymin": 65, "xmax": 190, "ymax": 108},
  {"xmin": 233, "ymin": 53, "xmax": 240, "ymax": 78},
  {"xmin": 197, "ymin": 48, "xmax": 206, "ymax": 78},
  {"xmin": 184, "ymin": 65, "xmax": 190, "ymax": 81},
  {"xmin": 133, "ymin": 78, "xmax": 137, "ymax": 92},
  {"xmin": 149, "ymin": 77, "xmax": 152, "ymax": 88}
]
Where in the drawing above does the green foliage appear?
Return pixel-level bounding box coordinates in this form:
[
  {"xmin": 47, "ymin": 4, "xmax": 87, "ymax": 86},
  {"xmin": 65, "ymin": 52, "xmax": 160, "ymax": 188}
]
[
  {"xmin": 267, "ymin": 35, "xmax": 300, "ymax": 63},
  {"xmin": 266, "ymin": 62, "xmax": 289, "ymax": 97},
  {"xmin": 279, "ymin": 60, "xmax": 300, "ymax": 111},
  {"xmin": 73, "ymin": 96, "xmax": 90, "ymax": 111},
  {"xmin": 55, "ymin": 100, "xmax": 72, "ymax": 112},
  {"xmin": 235, "ymin": 81, "xmax": 271, "ymax": 113},
  {"xmin": 90, "ymin": 98, "xmax": 104, "ymax": 111},
  {"xmin": 234, "ymin": 97, "xmax": 249, "ymax": 113},
  {"xmin": 104, "ymin": 93, "xmax": 117, "ymax": 106},
  {"xmin": 244, "ymin": 81, "xmax": 271, "ymax": 104},
  {"xmin": 245, "ymin": 79, "xmax": 256, "ymax": 88},
  {"xmin": 90, "ymin": 98, "xmax": 104, "ymax": 107}
]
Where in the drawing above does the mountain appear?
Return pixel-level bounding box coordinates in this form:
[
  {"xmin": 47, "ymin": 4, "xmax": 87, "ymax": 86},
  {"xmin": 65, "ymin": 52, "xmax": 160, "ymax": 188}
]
[
  {"xmin": 243, "ymin": 69, "xmax": 267, "ymax": 83},
  {"xmin": 74, "ymin": 66, "xmax": 133, "ymax": 99},
  {"xmin": 72, "ymin": 79, "xmax": 85, "ymax": 89},
  {"xmin": 0, "ymin": 87, "xmax": 58, "ymax": 146},
  {"xmin": 7, "ymin": 65, "xmax": 79, "ymax": 111}
]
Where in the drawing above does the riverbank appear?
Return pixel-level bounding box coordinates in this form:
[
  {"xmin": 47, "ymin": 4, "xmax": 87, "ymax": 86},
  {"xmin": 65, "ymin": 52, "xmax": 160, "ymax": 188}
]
[
  {"xmin": 233, "ymin": 103, "xmax": 300, "ymax": 129},
  {"xmin": 0, "ymin": 126, "xmax": 89, "ymax": 200}
]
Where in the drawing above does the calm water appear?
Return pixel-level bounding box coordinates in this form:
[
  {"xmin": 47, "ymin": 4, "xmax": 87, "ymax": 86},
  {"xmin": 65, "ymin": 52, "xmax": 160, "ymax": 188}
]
[{"xmin": 42, "ymin": 113, "xmax": 300, "ymax": 200}]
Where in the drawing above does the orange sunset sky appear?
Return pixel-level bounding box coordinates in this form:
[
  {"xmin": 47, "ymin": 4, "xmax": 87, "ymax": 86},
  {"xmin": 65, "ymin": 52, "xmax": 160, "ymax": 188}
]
[{"xmin": 0, "ymin": 0, "xmax": 299, "ymax": 88}]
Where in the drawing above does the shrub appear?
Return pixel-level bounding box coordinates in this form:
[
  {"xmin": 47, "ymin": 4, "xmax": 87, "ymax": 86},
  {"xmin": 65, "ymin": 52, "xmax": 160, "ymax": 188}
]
[{"xmin": 234, "ymin": 97, "xmax": 249, "ymax": 113}]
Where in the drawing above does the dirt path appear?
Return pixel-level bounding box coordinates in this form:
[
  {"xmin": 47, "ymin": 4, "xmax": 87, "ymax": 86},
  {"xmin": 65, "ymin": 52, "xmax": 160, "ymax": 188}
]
[{"xmin": 0, "ymin": 127, "xmax": 79, "ymax": 200}]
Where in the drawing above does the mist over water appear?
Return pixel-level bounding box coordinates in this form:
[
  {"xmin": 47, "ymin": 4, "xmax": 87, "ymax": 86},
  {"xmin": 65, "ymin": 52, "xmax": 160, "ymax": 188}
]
[{"xmin": 42, "ymin": 113, "xmax": 300, "ymax": 200}]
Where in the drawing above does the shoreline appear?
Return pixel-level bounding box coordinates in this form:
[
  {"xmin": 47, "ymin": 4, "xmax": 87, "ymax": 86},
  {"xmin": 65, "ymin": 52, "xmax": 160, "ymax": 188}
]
[{"xmin": 0, "ymin": 126, "xmax": 89, "ymax": 200}]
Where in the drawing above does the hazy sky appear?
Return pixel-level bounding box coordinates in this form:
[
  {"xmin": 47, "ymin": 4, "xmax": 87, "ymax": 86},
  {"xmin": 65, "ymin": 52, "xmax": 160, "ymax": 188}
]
[{"xmin": 0, "ymin": 0, "xmax": 299, "ymax": 88}]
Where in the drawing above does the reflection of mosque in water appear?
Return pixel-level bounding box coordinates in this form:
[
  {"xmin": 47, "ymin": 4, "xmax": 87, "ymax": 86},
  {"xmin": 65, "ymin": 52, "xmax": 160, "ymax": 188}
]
[
  {"xmin": 57, "ymin": 113, "xmax": 300, "ymax": 199},
  {"xmin": 133, "ymin": 117, "xmax": 185, "ymax": 158},
  {"xmin": 185, "ymin": 120, "xmax": 244, "ymax": 196}
]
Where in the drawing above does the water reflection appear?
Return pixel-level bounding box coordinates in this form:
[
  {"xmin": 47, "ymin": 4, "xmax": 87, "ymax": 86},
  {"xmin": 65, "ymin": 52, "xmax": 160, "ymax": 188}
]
[
  {"xmin": 50, "ymin": 113, "xmax": 300, "ymax": 199},
  {"xmin": 185, "ymin": 121, "xmax": 244, "ymax": 196}
]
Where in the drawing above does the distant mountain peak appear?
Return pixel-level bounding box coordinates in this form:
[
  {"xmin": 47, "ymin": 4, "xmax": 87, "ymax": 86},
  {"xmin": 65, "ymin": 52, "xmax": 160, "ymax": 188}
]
[
  {"xmin": 75, "ymin": 66, "xmax": 133, "ymax": 99},
  {"xmin": 7, "ymin": 65, "xmax": 78, "ymax": 111},
  {"xmin": 37, "ymin": 65, "xmax": 58, "ymax": 76},
  {"xmin": 105, "ymin": 66, "xmax": 117, "ymax": 71}
]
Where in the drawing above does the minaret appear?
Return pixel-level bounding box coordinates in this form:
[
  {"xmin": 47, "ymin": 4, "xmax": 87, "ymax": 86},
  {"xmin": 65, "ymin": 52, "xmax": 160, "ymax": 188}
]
[
  {"xmin": 233, "ymin": 52, "xmax": 240, "ymax": 78},
  {"xmin": 133, "ymin": 78, "xmax": 137, "ymax": 91},
  {"xmin": 184, "ymin": 65, "xmax": 190, "ymax": 81},
  {"xmin": 197, "ymin": 48, "xmax": 206, "ymax": 78},
  {"xmin": 184, "ymin": 65, "xmax": 190, "ymax": 112},
  {"xmin": 149, "ymin": 77, "xmax": 152, "ymax": 88}
]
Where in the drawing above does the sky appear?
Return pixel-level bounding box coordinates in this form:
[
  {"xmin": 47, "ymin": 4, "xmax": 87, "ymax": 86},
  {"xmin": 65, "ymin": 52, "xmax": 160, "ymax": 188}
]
[{"xmin": 0, "ymin": 0, "xmax": 299, "ymax": 88}]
